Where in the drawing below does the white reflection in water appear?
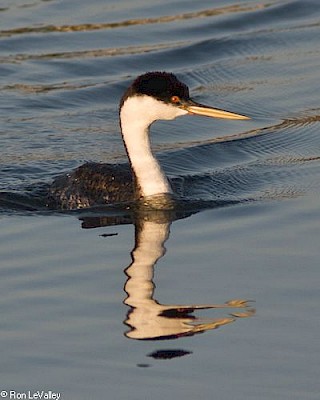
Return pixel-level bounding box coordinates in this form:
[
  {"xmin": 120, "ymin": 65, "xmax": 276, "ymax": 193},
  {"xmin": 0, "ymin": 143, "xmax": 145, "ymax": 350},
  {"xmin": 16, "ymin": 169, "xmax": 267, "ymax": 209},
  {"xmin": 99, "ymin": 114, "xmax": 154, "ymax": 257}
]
[{"xmin": 122, "ymin": 211, "xmax": 255, "ymax": 341}]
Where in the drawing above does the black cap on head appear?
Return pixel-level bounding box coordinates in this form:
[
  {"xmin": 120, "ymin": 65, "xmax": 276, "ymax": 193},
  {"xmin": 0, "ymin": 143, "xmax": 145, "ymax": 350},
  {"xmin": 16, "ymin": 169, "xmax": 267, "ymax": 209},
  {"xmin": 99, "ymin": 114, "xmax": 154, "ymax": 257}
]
[{"xmin": 120, "ymin": 71, "xmax": 190, "ymax": 107}]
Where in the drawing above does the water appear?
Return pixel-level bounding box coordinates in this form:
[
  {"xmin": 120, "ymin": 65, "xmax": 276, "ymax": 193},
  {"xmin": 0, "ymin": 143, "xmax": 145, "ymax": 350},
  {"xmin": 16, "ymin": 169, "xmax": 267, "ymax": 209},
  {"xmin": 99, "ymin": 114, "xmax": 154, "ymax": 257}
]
[{"xmin": 1, "ymin": 0, "xmax": 320, "ymax": 398}]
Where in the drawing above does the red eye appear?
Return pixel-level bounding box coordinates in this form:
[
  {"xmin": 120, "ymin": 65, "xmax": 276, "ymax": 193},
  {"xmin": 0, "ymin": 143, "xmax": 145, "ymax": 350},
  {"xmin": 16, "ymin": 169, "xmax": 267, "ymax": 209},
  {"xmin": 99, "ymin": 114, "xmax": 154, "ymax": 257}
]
[{"xmin": 171, "ymin": 96, "xmax": 180, "ymax": 103}]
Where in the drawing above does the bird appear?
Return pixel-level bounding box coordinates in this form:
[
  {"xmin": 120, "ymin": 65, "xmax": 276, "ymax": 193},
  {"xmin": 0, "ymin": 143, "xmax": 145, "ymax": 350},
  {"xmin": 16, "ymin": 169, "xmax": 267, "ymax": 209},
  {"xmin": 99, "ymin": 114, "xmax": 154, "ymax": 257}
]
[{"xmin": 47, "ymin": 71, "xmax": 249, "ymax": 209}]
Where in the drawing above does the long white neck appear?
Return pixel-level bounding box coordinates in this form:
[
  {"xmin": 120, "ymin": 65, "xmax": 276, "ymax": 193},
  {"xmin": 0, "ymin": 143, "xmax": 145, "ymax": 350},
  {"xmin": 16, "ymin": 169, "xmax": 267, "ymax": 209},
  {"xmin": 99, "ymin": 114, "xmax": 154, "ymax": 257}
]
[{"xmin": 120, "ymin": 96, "xmax": 186, "ymax": 198}]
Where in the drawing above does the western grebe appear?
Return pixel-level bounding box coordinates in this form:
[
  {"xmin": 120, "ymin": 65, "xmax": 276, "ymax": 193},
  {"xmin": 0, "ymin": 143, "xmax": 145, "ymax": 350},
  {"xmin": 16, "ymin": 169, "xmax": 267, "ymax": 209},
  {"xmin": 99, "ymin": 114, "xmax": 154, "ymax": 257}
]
[{"xmin": 48, "ymin": 71, "xmax": 249, "ymax": 209}]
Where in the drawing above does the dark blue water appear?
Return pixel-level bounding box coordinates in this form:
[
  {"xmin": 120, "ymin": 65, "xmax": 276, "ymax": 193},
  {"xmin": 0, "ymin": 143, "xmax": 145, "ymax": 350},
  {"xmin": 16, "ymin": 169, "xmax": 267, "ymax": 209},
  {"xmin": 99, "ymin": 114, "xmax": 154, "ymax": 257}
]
[{"xmin": 1, "ymin": 1, "xmax": 320, "ymax": 399}]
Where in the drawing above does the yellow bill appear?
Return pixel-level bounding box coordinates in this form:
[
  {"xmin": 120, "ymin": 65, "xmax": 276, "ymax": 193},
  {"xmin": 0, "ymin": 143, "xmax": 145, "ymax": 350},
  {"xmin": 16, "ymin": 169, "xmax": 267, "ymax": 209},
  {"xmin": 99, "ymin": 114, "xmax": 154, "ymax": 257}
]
[{"xmin": 180, "ymin": 99, "xmax": 250, "ymax": 120}]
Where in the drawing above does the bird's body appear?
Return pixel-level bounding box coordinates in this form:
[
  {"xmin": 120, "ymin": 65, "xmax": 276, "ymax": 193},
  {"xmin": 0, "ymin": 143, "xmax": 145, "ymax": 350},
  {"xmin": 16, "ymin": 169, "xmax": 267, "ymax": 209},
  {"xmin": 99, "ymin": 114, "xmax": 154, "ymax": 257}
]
[
  {"xmin": 48, "ymin": 72, "xmax": 249, "ymax": 209},
  {"xmin": 48, "ymin": 162, "xmax": 133, "ymax": 209}
]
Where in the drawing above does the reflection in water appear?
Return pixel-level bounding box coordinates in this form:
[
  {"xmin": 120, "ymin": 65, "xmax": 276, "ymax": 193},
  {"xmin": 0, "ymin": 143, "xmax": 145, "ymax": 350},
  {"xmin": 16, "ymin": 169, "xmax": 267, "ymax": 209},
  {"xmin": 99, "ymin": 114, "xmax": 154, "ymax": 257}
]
[
  {"xmin": 148, "ymin": 349, "xmax": 192, "ymax": 360},
  {"xmin": 121, "ymin": 210, "xmax": 254, "ymax": 341},
  {"xmin": 80, "ymin": 207, "xmax": 254, "ymax": 343}
]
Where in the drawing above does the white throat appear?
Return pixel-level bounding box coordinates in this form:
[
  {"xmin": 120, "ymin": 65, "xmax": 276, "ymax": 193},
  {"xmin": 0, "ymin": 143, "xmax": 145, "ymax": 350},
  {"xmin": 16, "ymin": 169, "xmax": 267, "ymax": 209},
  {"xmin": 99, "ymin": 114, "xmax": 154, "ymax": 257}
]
[{"xmin": 120, "ymin": 95, "xmax": 187, "ymax": 198}]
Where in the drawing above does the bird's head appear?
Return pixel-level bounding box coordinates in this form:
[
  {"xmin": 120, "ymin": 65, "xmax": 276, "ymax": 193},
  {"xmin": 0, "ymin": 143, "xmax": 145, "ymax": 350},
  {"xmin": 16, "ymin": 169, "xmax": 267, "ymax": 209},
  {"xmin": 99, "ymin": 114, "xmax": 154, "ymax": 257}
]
[{"xmin": 120, "ymin": 71, "xmax": 250, "ymax": 125}]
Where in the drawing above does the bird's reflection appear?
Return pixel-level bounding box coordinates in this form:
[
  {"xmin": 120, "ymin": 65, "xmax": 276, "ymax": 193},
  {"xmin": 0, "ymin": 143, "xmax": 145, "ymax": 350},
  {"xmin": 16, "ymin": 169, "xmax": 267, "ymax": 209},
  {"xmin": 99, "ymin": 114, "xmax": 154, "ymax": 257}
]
[{"xmin": 80, "ymin": 207, "xmax": 255, "ymax": 342}]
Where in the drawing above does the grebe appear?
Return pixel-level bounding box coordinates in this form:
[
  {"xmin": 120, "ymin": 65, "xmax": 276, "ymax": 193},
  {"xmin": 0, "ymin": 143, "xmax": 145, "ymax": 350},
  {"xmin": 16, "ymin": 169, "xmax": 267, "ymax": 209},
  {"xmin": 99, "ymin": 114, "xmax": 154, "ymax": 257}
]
[{"xmin": 48, "ymin": 71, "xmax": 249, "ymax": 209}]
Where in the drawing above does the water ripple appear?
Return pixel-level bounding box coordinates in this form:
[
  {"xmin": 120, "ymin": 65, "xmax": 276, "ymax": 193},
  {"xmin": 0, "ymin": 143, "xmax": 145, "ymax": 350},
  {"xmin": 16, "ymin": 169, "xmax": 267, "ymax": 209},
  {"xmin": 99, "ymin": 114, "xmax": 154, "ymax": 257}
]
[
  {"xmin": 0, "ymin": 42, "xmax": 188, "ymax": 63},
  {"xmin": 0, "ymin": 3, "xmax": 271, "ymax": 37}
]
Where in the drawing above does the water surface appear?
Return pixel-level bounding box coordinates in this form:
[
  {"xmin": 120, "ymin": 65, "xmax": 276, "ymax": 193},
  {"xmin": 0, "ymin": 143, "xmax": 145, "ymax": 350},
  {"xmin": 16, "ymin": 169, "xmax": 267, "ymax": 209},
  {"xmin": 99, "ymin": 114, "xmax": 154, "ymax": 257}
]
[{"xmin": 1, "ymin": 1, "xmax": 320, "ymax": 399}]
